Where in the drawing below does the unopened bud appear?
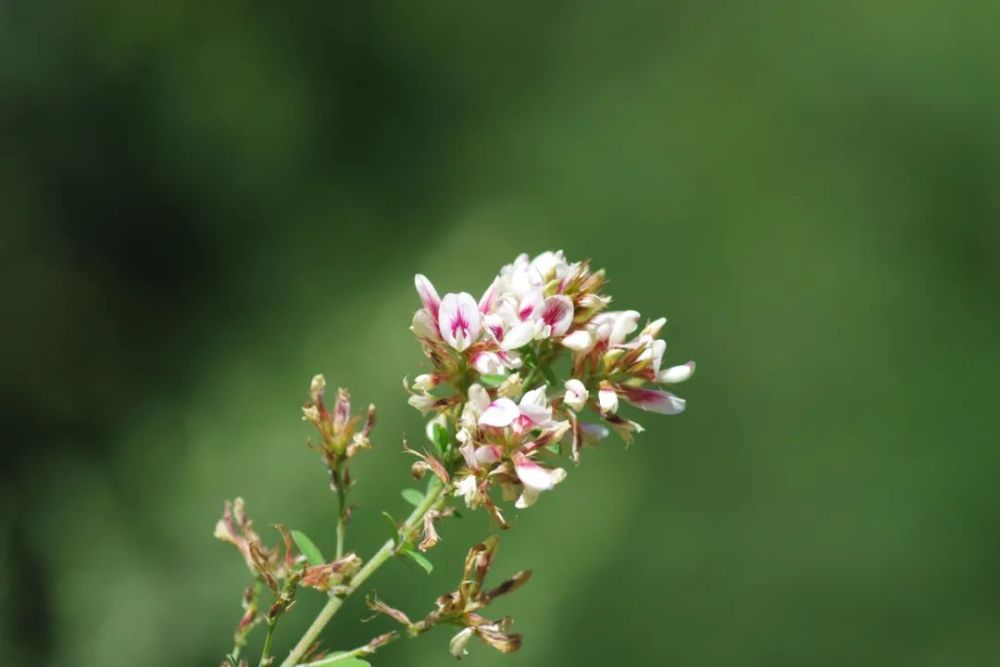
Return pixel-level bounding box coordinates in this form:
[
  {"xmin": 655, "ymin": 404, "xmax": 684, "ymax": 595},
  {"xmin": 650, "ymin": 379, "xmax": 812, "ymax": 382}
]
[
  {"xmin": 309, "ymin": 374, "xmax": 326, "ymax": 403},
  {"xmin": 411, "ymin": 460, "xmax": 430, "ymax": 480}
]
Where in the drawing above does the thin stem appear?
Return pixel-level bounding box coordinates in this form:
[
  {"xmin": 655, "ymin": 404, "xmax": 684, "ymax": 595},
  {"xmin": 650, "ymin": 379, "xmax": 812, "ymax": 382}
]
[
  {"xmin": 334, "ymin": 467, "xmax": 347, "ymax": 560},
  {"xmin": 278, "ymin": 476, "xmax": 446, "ymax": 667},
  {"xmin": 259, "ymin": 622, "xmax": 277, "ymax": 667}
]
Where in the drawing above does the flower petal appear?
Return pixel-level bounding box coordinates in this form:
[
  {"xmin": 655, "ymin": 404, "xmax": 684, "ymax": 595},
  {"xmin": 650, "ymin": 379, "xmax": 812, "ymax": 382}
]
[
  {"xmin": 621, "ymin": 386, "xmax": 686, "ymax": 414},
  {"xmin": 658, "ymin": 361, "xmax": 696, "ymax": 384},
  {"xmin": 411, "ymin": 309, "xmax": 439, "ymax": 339},
  {"xmin": 414, "ymin": 274, "xmax": 440, "ymax": 319},
  {"xmin": 539, "ymin": 295, "xmax": 574, "ymax": 337},
  {"xmin": 563, "ymin": 379, "xmax": 588, "ymax": 411},
  {"xmin": 517, "ymin": 386, "xmax": 551, "ymax": 424},
  {"xmin": 479, "ymin": 276, "xmax": 501, "ymax": 313},
  {"xmin": 561, "ymin": 329, "xmax": 594, "ymax": 352},
  {"xmin": 479, "ymin": 398, "xmax": 520, "ymax": 428},
  {"xmin": 598, "ymin": 387, "xmax": 619, "ymax": 414},
  {"xmin": 609, "ymin": 310, "xmax": 640, "ymax": 346},
  {"xmin": 513, "ymin": 452, "xmax": 567, "ymax": 492},
  {"xmin": 500, "ymin": 320, "xmax": 535, "ymax": 351},
  {"xmin": 438, "ymin": 292, "xmax": 482, "ymax": 351}
]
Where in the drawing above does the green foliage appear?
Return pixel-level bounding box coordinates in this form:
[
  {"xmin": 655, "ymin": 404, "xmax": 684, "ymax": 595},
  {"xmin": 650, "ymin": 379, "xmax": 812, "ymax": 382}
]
[
  {"xmin": 291, "ymin": 530, "xmax": 325, "ymax": 566},
  {"xmin": 399, "ymin": 544, "xmax": 434, "ymax": 575},
  {"xmin": 401, "ymin": 488, "xmax": 424, "ymax": 507}
]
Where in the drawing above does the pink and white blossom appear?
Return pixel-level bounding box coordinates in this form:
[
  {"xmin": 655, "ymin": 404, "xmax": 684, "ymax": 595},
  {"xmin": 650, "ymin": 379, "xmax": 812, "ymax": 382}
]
[
  {"xmin": 479, "ymin": 398, "xmax": 521, "ymax": 428},
  {"xmin": 620, "ymin": 386, "xmax": 686, "ymax": 415},
  {"xmin": 512, "ymin": 452, "xmax": 567, "ymax": 508},
  {"xmin": 438, "ymin": 292, "xmax": 482, "ymax": 351},
  {"xmin": 535, "ymin": 295, "xmax": 574, "ymax": 338}
]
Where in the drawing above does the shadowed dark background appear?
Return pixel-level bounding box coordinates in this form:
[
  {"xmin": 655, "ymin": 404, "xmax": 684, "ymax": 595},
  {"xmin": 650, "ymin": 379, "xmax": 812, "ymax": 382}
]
[{"xmin": 3, "ymin": 1, "xmax": 999, "ymax": 665}]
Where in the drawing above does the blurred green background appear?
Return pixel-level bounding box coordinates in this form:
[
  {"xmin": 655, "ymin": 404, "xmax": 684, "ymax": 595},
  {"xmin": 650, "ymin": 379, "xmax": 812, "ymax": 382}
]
[{"xmin": 3, "ymin": 1, "xmax": 999, "ymax": 665}]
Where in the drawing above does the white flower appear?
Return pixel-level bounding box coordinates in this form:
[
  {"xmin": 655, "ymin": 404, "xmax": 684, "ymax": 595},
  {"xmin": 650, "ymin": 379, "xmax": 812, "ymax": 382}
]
[
  {"xmin": 658, "ymin": 361, "xmax": 696, "ymax": 384},
  {"xmin": 438, "ymin": 292, "xmax": 482, "ymax": 351},
  {"xmin": 413, "ymin": 374, "xmax": 438, "ymax": 392},
  {"xmin": 479, "ymin": 398, "xmax": 520, "ymax": 428},
  {"xmin": 561, "ymin": 329, "xmax": 594, "ymax": 352},
  {"xmin": 472, "ymin": 351, "xmax": 505, "ymax": 376},
  {"xmin": 410, "ymin": 309, "xmax": 439, "ymax": 339},
  {"xmin": 598, "ymin": 386, "xmax": 619, "ymax": 414},
  {"xmin": 517, "ymin": 386, "xmax": 552, "ymax": 426},
  {"xmin": 408, "ymin": 393, "xmax": 437, "ymax": 415},
  {"xmin": 513, "ymin": 452, "xmax": 567, "ymax": 508},
  {"xmin": 563, "ymin": 379, "xmax": 588, "ymax": 411},
  {"xmin": 534, "ymin": 295, "xmax": 574, "ymax": 339},
  {"xmin": 453, "ymin": 475, "xmax": 480, "ymax": 506},
  {"xmin": 592, "ymin": 310, "xmax": 640, "ymax": 346},
  {"xmin": 529, "ymin": 250, "xmax": 570, "ymax": 281}
]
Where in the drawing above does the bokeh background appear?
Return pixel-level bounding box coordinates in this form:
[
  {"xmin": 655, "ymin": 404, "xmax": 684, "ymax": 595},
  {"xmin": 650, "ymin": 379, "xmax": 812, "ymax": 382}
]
[{"xmin": 3, "ymin": 1, "xmax": 1000, "ymax": 665}]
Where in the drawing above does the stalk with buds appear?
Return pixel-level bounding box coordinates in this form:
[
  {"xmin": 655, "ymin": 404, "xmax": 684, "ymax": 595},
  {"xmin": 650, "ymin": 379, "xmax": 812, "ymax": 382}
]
[{"xmin": 215, "ymin": 251, "xmax": 696, "ymax": 666}]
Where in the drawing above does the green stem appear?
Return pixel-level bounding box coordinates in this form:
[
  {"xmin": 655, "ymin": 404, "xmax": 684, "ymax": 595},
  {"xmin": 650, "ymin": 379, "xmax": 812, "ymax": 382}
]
[
  {"xmin": 334, "ymin": 467, "xmax": 347, "ymax": 560},
  {"xmin": 300, "ymin": 634, "xmax": 402, "ymax": 666},
  {"xmin": 259, "ymin": 622, "xmax": 277, "ymax": 666},
  {"xmin": 278, "ymin": 476, "xmax": 446, "ymax": 667}
]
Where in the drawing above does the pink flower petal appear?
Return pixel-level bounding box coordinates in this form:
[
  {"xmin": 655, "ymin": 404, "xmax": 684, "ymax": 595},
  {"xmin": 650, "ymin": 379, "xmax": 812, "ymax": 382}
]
[
  {"xmin": 620, "ymin": 386, "xmax": 686, "ymax": 415},
  {"xmin": 438, "ymin": 292, "xmax": 482, "ymax": 351},
  {"xmin": 539, "ymin": 295, "xmax": 574, "ymax": 337},
  {"xmin": 414, "ymin": 274, "xmax": 441, "ymax": 320}
]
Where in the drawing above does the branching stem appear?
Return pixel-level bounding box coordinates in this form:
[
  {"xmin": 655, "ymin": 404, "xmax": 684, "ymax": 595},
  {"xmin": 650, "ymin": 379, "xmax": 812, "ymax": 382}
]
[{"xmin": 278, "ymin": 476, "xmax": 446, "ymax": 667}]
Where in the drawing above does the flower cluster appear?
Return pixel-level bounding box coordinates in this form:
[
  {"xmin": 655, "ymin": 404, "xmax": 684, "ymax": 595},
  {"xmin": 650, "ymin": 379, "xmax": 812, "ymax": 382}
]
[
  {"xmin": 407, "ymin": 250, "xmax": 695, "ymax": 519},
  {"xmin": 213, "ymin": 251, "xmax": 695, "ymax": 666}
]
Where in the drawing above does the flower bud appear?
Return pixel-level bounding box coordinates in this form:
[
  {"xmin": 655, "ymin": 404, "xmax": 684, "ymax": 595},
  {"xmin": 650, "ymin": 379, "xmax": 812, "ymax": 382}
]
[
  {"xmin": 413, "ymin": 373, "xmax": 438, "ymax": 392},
  {"xmin": 411, "ymin": 460, "xmax": 430, "ymax": 480},
  {"xmin": 309, "ymin": 374, "xmax": 326, "ymax": 403},
  {"xmin": 563, "ymin": 379, "xmax": 588, "ymax": 411}
]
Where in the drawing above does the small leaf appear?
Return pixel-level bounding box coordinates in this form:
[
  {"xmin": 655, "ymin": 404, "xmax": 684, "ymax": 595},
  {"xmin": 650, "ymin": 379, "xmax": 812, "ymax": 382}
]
[
  {"xmin": 479, "ymin": 373, "xmax": 508, "ymax": 388},
  {"xmin": 400, "ymin": 545, "xmax": 434, "ymax": 574},
  {"xmin": 401, "ymin": 488, "xmax": 424, "ymax": 507},
  {"xmin": 431, "ymin": 423, "xmax": 450, "ymax": 455},
  {"xmin": 291, "ymin": 530, "xmax": 325, "ymax": 566}
]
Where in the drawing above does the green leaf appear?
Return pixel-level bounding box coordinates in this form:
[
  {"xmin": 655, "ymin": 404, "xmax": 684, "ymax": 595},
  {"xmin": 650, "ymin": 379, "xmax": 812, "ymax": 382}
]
[
  {"xmin": 291, "ymin": 530, "xmax": 325, "ymax": 566},
  {"xmin": 430, "ymin": 422, "xmax": 450, "ymax": 455},
  {"xmin": 400, "ymin": 545, "xmax": 434, "ymax": 574},
  {"xmin": 479, "ymin": 373, "xmax": 508, "ymax": 388},
  {"xmin": 401, "ymin": 488, "xmax": 424, "ymax": 507}
]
